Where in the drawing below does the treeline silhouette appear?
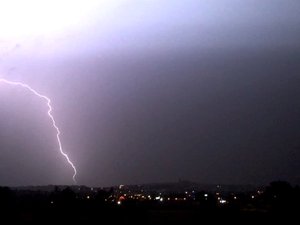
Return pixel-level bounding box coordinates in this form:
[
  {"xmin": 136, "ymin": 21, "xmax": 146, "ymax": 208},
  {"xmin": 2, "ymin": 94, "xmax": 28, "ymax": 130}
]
[{"xmin": 0, "ymin": 181, "xmax": 299, "ymax": 224}]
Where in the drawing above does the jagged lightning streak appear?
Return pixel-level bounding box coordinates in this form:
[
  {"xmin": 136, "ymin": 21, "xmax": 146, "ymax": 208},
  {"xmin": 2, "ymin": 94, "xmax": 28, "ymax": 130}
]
[{"xmin": 0, "ymin": 78, "xmax": 77, "ymax": 183}]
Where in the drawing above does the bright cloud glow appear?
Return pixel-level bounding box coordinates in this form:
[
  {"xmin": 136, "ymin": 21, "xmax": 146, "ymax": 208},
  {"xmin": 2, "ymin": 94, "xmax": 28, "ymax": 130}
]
[{"xmin": 0, "ymin": 0, "xmax": 119, "ymax": 38}]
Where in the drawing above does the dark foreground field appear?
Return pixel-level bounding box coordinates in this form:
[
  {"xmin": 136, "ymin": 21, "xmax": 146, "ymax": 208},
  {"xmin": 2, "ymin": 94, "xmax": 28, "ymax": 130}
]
[
  {"xmin": 0, "ymin": 181, "xmax": 299, "ymax": 224},
  {"xmin": 1, "ymin": 203, "xmax": 297, "ymax": 224}
]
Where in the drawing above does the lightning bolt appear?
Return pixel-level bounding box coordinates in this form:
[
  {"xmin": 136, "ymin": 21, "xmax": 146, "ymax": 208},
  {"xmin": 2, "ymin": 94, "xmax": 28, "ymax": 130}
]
[{"xmin": 0, "ymin": 78, "xmax": 77, "ymax": 183}]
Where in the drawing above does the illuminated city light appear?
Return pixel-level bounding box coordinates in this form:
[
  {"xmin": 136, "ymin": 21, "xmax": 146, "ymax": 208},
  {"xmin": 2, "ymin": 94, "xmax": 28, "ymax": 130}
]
[{"xmin": 219, "ymin": 199, "xmax": 227, "ymax": 204}]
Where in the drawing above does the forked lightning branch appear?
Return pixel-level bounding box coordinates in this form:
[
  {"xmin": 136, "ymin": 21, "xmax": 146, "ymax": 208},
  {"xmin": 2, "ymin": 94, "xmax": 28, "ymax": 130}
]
[{"xmin": 0, "ymin": 78, "xmax": 77, "ymax": 183}]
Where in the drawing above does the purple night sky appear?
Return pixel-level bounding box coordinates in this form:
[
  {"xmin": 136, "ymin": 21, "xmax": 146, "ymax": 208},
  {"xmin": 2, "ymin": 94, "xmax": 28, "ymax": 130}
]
[{"xmin": 0, "ymin": 0, "xmax": 300, "ymax": 186}]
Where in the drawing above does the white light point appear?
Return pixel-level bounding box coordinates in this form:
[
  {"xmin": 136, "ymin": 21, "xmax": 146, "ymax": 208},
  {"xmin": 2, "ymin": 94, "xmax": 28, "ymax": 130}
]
[{"xmin": 0, "ymin": 78, "xmax": 77, "ymax": 183}]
